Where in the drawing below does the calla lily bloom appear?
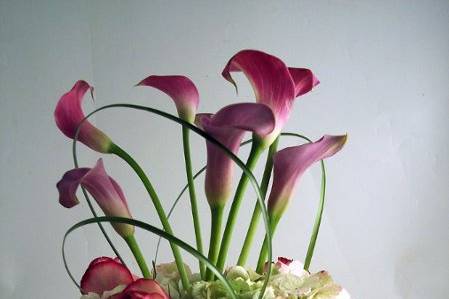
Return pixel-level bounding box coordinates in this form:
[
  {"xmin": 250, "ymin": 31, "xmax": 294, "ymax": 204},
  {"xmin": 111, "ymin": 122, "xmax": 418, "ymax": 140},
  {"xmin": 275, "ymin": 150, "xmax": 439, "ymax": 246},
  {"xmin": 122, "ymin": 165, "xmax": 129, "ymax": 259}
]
[
  {"xmin": 222, "ymin": 50, "xmax": 319, "ymax": 143},
  {"xmin": 268, "ymin": 135, "xmax": 347, "ymax": 218},
  {"xmin": 137, "ymin": 75, "xmax": 199, "ymax": 123},
  {"xmin": 54, "ymin": 80, "xmax": 112, "ymax": 153},
  {"xmin": 195, "ymin": 103, "xmax": 275, "ymax": 206},
  {"xmin": 80, "ymin": 257, "xmax": 169, "ymax": 299},
  {"xmin": 56, "ymin": 158, "xmax": 134, "ymax": 237},
  {"xmin": 81, "ymin": 257, "xmax": 133, "ymax": 296}
]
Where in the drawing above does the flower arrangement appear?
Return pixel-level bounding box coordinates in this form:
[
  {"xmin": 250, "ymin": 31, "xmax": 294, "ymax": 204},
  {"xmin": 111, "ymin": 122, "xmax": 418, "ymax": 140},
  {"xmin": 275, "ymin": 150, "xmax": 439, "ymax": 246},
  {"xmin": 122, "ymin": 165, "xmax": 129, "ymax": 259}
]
[{"xmin": 55, "ymin": 49, "xmax": 349, "ymax": 299}]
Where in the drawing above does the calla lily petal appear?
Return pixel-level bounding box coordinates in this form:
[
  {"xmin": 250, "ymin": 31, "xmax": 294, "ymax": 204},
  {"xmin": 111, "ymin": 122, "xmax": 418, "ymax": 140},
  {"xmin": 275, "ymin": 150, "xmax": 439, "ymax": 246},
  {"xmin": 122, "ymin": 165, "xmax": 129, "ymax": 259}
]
[
  {"xmin": 288, "ymin": 67, "xmax": 320, "ymax": 97},
  {"xmin": 196, "ymin": 103, "xmax": 275, "ymax": 206},
  {"xmin": 119, "ymin": 279, "xmax": 169, "ymax": 299},
  {"xmin": 56, "ymin": 158, "xmax": 134, "ymax": 237},
  {"xmin": 268, "ymin": 135, "xmax": 347, "ymax": 217},
  {"xmin": 56, "ymin": 167, "xmax": 90, "ymax": 208},
  {"xmin": 80, "ymin": 258, "xmax": 134, "ymax": 295},
  {"xmin": 137, "ymin": 75, "xmax": 199, "ymax": 123},
  {"xmin": 222, "ymin": 50, "xmax": 319, "ymax": 143},
  {"xmin": 54, "ymin": 80, "xmax": 112, "ymax": 153}
]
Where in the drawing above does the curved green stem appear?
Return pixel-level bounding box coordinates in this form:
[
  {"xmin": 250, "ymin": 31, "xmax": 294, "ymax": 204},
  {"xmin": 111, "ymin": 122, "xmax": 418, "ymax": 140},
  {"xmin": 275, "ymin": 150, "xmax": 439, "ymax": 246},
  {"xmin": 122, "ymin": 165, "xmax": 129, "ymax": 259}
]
[
  {"xmin": 237, "ymin": 137, "xmax": 279, "ymax": 266},
  {"xmin": 124, "ymin": 234, "xmax": 151, "ymax": 278},
  {"xmin": 182, "ymin": 127, "xmax": 205, "ymax": 277},
  {"xmin": 215, "ymin": 140, "xmax": 264, "ymax": 274},
  {"xmin": 304, "ymin": 160, "xmax": 326, "ymax": 270},
  {"xmin": 256, "ymin": 215, "xmax": 280, "ymax": 273},
  {"xmin": 110, "ymin": 143, "xmax": 190, "ymax": 290},
  {"xmin": 205, "ymin": 206, "xmax": 224, "ymax": 281}
]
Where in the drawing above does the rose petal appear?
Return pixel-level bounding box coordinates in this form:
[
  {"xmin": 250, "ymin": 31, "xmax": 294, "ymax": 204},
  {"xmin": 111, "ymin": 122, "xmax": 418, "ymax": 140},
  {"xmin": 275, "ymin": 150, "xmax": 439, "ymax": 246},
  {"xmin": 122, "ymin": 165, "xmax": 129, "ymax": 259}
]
[{"xmin": 80, "ymin": 260, "xmax": 133, "ymax": 295}]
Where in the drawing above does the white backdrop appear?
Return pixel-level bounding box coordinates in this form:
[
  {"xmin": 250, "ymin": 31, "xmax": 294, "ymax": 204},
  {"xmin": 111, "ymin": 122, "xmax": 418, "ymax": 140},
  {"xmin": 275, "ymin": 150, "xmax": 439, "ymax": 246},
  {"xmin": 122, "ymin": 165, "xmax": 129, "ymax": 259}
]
[{"xmin": 1, "ymin": 1, "xmax": 448, "ymax": 298}]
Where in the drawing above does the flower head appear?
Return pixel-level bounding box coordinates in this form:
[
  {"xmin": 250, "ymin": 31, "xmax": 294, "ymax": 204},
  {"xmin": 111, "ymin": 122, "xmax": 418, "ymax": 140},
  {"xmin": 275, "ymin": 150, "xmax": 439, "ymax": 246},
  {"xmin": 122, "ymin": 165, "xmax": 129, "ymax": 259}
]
[
  {"xmin": 54, "ymin": 80, "xmax": 112, "ymax": 153},
  {"xmin": 56, "ymin": 158, "xmax": 134, "ymax": 237},
  {"xmin": 138, "ymin": 75, "xmax": 199, "ymax": 123},
  {"xmin": 196, "ymin": 103, "xmax": 275, "ymax": 206},
  {"xmin": 268, "ymin": 135, "xmax": 347, "ymax": 218},
  {"xmin": 222, "ymin": 50, "xmax": 319, "ymax": 144}
]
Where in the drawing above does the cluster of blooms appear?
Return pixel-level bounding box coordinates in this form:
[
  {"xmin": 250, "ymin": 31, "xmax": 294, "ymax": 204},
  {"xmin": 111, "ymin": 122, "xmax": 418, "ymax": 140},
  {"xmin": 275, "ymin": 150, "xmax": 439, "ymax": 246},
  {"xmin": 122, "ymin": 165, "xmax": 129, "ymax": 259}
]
[
  {"xmin": 79, "ymin": 257, "xmax": 349, "ymax": 299},
  {"xmin": 54, "ymin": 49, "xmax": 349, "ymax": 299}
]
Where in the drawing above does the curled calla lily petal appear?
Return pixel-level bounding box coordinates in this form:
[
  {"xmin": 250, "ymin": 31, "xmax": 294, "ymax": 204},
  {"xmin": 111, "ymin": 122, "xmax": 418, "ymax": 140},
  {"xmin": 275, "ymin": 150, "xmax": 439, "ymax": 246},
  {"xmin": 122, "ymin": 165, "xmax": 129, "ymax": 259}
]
[
  {"xmin": 222, "ymin": 50, "xmax": 319, "ymax": 143},
  {"xmin": 80, "ymin": 257, "xmax": 134, "ymax": 295},
  {"xmin": 54, "ymin": 80, "xmax": 112, "ymax": 153},
  {"xmin": 116, "ymin": 279, "xmax": 169, "ymax": 299},
  {"xmin": 268, "ymin": 135, "xmax": 347, "ymax": 217},
  {"xmin": 288, "ymin": 67, "xmax": 320, "ymax": 97},
  {"xmin": 137, "ymin": 75, "xmax": 199, "ymax": 123},
  {"xmin": 195, "ymin": 103, "xmax": 275, "ymax": 206},
  {"xmin": 56, "ymin": 158, "xmax": 134, "ymax": 237}
]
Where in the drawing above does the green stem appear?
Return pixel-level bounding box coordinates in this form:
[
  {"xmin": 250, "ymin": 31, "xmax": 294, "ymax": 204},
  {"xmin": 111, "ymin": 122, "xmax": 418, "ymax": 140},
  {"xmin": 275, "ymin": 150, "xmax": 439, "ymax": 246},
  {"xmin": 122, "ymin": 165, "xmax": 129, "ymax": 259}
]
[
  {"xmin": 237, "ymin": 137, "xmax": 279, "ymax": 266},
  {"xmin": 215, "ymin": 140, "xmax": 264, "ymax": 274},
  {"xmin": 205, "ymin": 206, "xmax": 224, "ymax": 281},
  {"xmin": 256, "ymin": 215, "xmax": 280, "ymax": 273},
  {"xmin": 182, "ymin": 127, "xmax": 205, "ymax": 278},
  {"xmin": 124, "ymin": 234, "xmax": 151, "ymax": 278},
  {"xmin": 304, "ymin": 160, "xmax": 326, "ymax": 271},
  {"xmin": 110, "ymin": 143, "xmax": 190, "ymax": 290}
]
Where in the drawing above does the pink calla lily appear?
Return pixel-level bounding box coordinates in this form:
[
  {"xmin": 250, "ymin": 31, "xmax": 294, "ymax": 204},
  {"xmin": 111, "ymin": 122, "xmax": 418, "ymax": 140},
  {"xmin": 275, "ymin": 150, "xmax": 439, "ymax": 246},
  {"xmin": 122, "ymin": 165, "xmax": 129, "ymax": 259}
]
[
  {"xmin": 137, "ymin": 75, "xmax": 199, "ymax": 123},
  {"xmin": 81, "ymin": 256, "xmax": 134, "ymax": 296},
  {"xmin": 56, "ymin": 158, "xmax": 134, "ymax": 237},
  {"xmin": 222, "ymin": 50, "xmax": 319, "ymax": 143},
  {"xmin": 196, "ymin": 103, "xmax": 275, "ymax": 206},
  {"xmin": 54, "ymin": 80, "xmax": 112, "ymax": 153},
  {"xmin": 268, "ymin": 135, "xmax": 347, "ymax": 217}
]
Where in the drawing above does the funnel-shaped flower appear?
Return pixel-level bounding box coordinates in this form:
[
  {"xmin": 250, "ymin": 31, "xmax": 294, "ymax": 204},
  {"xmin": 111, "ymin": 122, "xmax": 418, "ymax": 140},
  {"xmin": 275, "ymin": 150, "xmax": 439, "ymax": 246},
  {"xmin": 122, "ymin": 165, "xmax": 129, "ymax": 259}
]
[
  {"xmin": 54, "ymin": 80, "xmax": 112, "ymax": 153},
  {"xmin": 268, "ymin": 135, "xmax": 347, "ymax": 217},
  {"xmin": 137, "ymin": 75, "xmax": 199, "ymax": 123},
  {"xmin": 222, "ymin": 50, "xmax": 319, "ymax": 143},
  {"xmin": 56, "ymin": 158, "xmax": 134, "ymax": 237},
  {"xmin": 196, "ymin": 103, "xmax": 275, "ymax": 206}
]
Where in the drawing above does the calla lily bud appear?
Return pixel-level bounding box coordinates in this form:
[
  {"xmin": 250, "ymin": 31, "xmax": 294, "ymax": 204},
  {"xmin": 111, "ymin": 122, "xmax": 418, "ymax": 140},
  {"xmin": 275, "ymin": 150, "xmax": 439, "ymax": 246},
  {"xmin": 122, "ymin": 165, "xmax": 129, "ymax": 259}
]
[
  {"xmin": 56, "ymin": 158, "xmax": 134, "ymax": 237},
  {"xmin": 137, "ymin": 75, "xmax": 199, "ymax": 123},
  {"xmin": 222, "ymin": 50, "xmax": 319, "ymax": 144},
  {"xmin": 195, "ymin": 103, "xmax": 275, "ymax": 207},
  {"xmin": 268, "ymin": 135, "xmax": 347, "ymax": 218},
  {"xmin": 54, "ymin": 80, "xmax": 112, "ymax": 153}
]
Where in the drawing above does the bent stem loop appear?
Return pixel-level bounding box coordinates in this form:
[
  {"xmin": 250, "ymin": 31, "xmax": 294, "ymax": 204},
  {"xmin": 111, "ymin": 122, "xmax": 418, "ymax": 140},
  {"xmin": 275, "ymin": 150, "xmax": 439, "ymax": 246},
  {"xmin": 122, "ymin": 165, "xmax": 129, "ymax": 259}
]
[
  {"xmin": 124, "ymin": 234, "xmax": 151, "ymax": 278},
  {"xmin": 182, "ymin": 126, "xmax": 205, "ymax": 278},
  {"xmin": 215, "ymin": 139, "xmax": 264, "ymax": 274},
  {"xmin": 238, "ymin": 137, "xmax": 279, "ymax": 266},
  {"xmin": 109, "ymin": 143, "xmax": 190, "ymax": 290},
  {"xmin": 73, "ymin": 104, "xmax": 273, "ymax": 299},
  {"xmin": 256, "ymin": 214, "xmax": 280, "ymax": 273}
]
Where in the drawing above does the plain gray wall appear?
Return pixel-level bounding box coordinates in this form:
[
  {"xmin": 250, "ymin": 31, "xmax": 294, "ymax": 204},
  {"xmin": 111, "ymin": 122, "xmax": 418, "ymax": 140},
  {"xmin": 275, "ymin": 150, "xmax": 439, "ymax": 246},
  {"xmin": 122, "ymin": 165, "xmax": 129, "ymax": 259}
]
[{"xmin": 1, "ymin": 1, "xmax": 448, "ymax": 298}]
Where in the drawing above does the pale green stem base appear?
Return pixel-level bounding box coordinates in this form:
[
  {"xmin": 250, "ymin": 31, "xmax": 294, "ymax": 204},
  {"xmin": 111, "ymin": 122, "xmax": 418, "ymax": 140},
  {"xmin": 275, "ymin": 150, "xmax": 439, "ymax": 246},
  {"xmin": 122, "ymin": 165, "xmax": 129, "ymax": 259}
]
[
  {"xmin": 110, "ymin": 143, "xmax": 190, "ymax": 290},
  {"xmin": 124, "ymin": 234, "xmax": 150, "ymax": 278},
  {"xmin": 205, "ymin": 206, "xmax": 224, "ymax": 281},
  {"xmin": 215, "ymin": 140, "xmax": 264, "ymax": 275},
  {"xmin": 182, "ymin": 127, "xmax": 205, "ymax": 278},
  {"xmin": 237, "ymin": 137, "xmax": 279, "ymax": 266}
]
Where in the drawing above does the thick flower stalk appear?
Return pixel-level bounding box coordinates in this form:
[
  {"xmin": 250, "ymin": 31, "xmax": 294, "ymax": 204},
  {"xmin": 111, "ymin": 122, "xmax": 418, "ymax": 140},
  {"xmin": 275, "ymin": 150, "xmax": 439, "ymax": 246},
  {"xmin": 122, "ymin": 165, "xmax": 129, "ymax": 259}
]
[
  {"xmin": 138, "ymin": 74, "xmax": 205, "ymax": 277},
  {"xmin": 54, "ymin": 80, "xmax": 112, "ymax": 153},
  {"xmin": 196, "ymin": 102, "xmax": 275, "ymax": 280},
  {"xmin": 57, "ymin": 159, "xmax": 150, "ymax": 278},
  {"xmin": 256, "ymin": 135, "xmax": 347, "ymax": 272},
  {"xmin": 218, "ymin": 49, "xmax": 320, "ymax": 271}
]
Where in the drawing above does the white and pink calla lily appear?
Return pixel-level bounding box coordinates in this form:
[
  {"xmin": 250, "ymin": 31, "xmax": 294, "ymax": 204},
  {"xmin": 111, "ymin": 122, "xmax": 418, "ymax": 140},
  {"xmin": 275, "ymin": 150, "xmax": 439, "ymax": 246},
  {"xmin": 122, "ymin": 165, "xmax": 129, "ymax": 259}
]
[
  {"xmin": 137, "ymin": 75, "xmax": 199, "ymax": 123},
  {"xmin": 222, "ymin": 49, "xmax": 319, "ymax": 144},
  {"xmin": 195, "ymin": 103, "xmax": 275, "ymax": 206},
  {"xmin": 54, "ymin": 80, "xmax": 112, "ymax": 153},
  {"xmin": 268, "ymin": 135, "xmax": 347, "ymax": 218},
  {"xmin": 56, "ymin": 158, "xmax": 134, "ymax": 237}
]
